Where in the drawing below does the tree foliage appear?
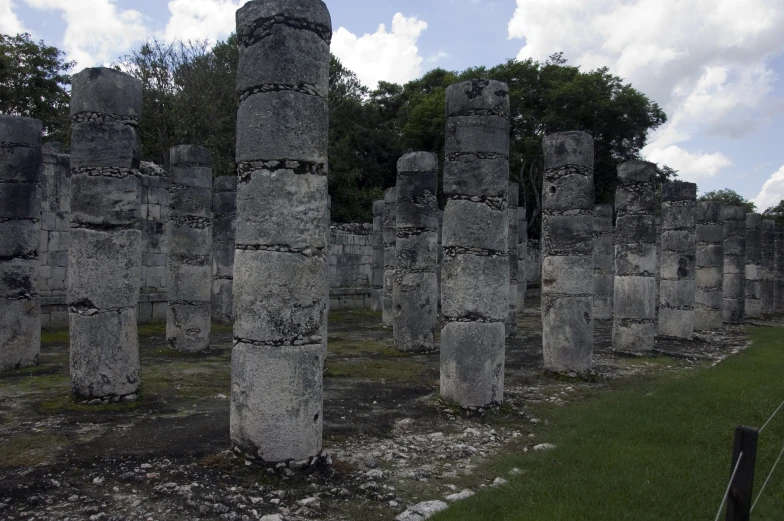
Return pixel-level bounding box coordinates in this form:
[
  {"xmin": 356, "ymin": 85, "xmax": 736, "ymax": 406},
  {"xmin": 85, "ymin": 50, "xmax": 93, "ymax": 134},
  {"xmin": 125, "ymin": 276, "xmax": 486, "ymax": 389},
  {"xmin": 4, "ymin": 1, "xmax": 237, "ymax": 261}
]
[
  {"xmin": 0, "ymin": 33, "xmax": 74, "ymax": 142},
  {"xmin": 699, "ymin": 189, "xmax": 757, "ymax": 213},
  {"xmin": 762, "ymin": 200, "xmax": 784, "ymax": 227}
]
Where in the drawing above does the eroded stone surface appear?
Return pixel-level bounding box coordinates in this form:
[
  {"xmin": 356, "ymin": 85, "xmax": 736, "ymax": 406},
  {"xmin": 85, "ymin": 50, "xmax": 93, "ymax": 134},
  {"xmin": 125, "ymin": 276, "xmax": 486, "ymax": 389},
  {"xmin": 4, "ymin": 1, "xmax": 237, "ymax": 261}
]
[
  {"xmin": 393, "ymin": 152, "xmax": 438, "ymax": 353},
  {"xmin": 541, "ymin": 131, "xmax": 594, "ymax": 372},
  {"xmin": 231, "ymin": 1, "xmax": 331, "ymax": 463},
  {"xmin": 723, "ymin": 206, "xmax": 747, "ymax": 323},
  {"xmin": 658, "ymin": 182, "xmax": 696, "ymax": 339},
  {"xmin": 383, "ymin": 188, "xmax": 398, "ymax": 327},
  {"xmin": 695, "ymin": 201, "xmax": 724, "ymax": 330},
  {"xmin": 0, "ymin": 114, "xmax": 42, "ymax": 371},
  {"xmin": 212, "ymin": 176, "xmax": 237, "ymax": 325},
  {"xmin": 745, "ymin": 213, "xmax": 762, "ymax": 318},
  {"xmin": 440, "ymin": 79, "xmax": 509, "ymax": 406},
  {"xmin": 760, "ymin": 219, "xmax": 776, "ymax": 315},
  {"xmin": 593, "ymin": 204, "xmax": 614, "ymax": 321},
  {"xmin": 506, "ymin": 183, "xmax": 519, "ymax": 339},
  {"xmin": 371, "ymin": 200, "xmax": 384, "ymax": 311},
  {"xmin": 613, "ymin": 161, "xmax": 656, "ymax": 353}
]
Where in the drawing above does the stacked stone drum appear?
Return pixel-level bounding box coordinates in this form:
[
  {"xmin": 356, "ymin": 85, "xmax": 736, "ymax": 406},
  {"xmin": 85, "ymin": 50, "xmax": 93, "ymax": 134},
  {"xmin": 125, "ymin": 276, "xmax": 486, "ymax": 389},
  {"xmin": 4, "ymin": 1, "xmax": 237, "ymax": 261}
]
[
  {"xmin": 722, "ymin": 206, "xmax": 747, "ymax": 323},
  {"xmin": 393, "ymin": 152, "xmax": 439, "ymax": 353},
  {"xmin": 0, "ymin": 115, "xmax": 42, "ymax": 371},
  {"xmin": 658, "ymin": 182, "xmax": 697, "ymax": 339},
  {"xmin": 593, "ymin": 204, "xmax": 614, "ymax": 322},
  {"xmin": 613, "ymin": 161, "xmax": 657, "ymax": 353},
  {"xmin": 167, "ymin": 145, "xmax": 213, "ymax": 352},
  {"xmin": 541, "ymin": 132, "xmax": 595, "ymax": 372},
  {"xmin": 440, "ymin": 79, "xmax": 510, "ymax": 406},
  {"xmin": 760, "ymin": 219, "xmax": 775, "ymax": 315},
  {"xmin": 694, "ymin": 201, "xmax": 724, "ymax": 330},
  {"xmin": 211, "ymin": 176, "xmax": 237, "ymax": 325},
  {"xmin": 745, "ymin": 213, "xmax": 762, "ymax": 318},
  {"xmin": 67, "ymin": 68, "xmax": 143, "ymax": 401},
  {"xmin": 231, "ymin": 0, "xmax": 331, "ymax": 463},
  {"xmin": 371, "ymin": 200, "xmax": 384, "ymax": 312},
  {"xmin": 382, "ymin": 187, "xmax": 398, "ymax": 326}
]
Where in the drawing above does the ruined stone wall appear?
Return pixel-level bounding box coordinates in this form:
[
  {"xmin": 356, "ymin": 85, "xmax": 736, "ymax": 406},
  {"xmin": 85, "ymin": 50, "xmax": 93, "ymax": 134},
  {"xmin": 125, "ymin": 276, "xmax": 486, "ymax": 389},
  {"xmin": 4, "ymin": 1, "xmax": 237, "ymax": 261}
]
[
  {"xmin": 328, "ymin": 224, "xmax": 373, "ymax": 310},
  {"xmin": 39, "ymin": 148, "xmax": 71, "ymax": 329}
]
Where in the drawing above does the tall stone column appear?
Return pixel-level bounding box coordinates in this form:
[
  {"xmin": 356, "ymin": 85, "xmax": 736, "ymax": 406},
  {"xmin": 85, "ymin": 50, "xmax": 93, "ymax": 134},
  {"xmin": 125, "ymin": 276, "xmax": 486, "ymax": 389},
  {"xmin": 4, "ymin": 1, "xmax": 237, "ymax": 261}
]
[
  {"xmin": 745, "ymin": 213, "xmax": 762, "ymax": 318},
  {"xmin": 518, "ymin": 189, "xmax": 528, "ymax": 314},
  {"xmin": 437, "ymin": 209, "xmax": 444, "ymax": 310},
  {"xmin": 658, "ymin": 182, "xmax": 697, "ymax": 339},
  {"xmin": 613, "ymin": 161, "xmax": 657, "ymax": 353},
  {"xmin": 541, "ymin": 132, "xmax": 594, "ymax": 372},
  {"xmin": 167, "ymin": 146, "xmax": 213, "ymax": 352},
  {"xmin": 593, "ymin": 204, "xmax": 614, "ymax": 322},
  {"xmin": 760, "ymin": 219, "xmax": 775, "ymax": 315},
  {"xmin": 68, "ymin": 68, "xmax": 142, "ymax": 401},
  {"xmin": 370, "ymin": 200, "xmax": 384, "ymax": 312},
  {"xmin": 722, "ymin": 206, "xmax": 747, "ymax": 323},
  {"xmin": 0, "ymin": 115, "xmax": 42, "ymax": 371},
  {"xmin": 393, "ymin": 153, "xmax": 438, "ymax": 352},
  {"xmin": 382, "ymin": 187, "xmax": 398, "ymax": 326},
  {"xmin": 695, "ymin": 202, "xmax": 724, "ymax": 330},
  {"xmin": 440, "ymin": 79, "xmax": 509, "ymax": 406},
  {"xmin": 506, "ymin": 182, "xmax": 519, "ymax": 339},
  {"xmin": 231, "ymin": 0, "xmax": 331, "ymax": 463},
  {"xmin": 212, "ymin": 176, "xmax": 237, "ymax": 325},
  {"xmin": 775, "ymin": 226, "xmax": 784, "ymax": 312}
]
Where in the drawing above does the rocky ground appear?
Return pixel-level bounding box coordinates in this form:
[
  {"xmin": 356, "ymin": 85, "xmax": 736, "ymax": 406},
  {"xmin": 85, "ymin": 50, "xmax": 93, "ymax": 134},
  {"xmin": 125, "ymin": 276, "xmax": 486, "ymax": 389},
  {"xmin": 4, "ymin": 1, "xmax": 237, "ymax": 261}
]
[{"xmin": 0, "ymin": 301, "xmax": 767, "ymax": 521}]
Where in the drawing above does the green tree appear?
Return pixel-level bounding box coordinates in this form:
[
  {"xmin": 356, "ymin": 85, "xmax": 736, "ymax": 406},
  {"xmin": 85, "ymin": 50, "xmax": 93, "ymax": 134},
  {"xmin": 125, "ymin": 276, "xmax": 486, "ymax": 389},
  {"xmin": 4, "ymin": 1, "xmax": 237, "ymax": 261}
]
[
  {"xmin": 762, "ymin": 200, "xmax": 784, "ymax": 226},
  {"xmin": 699, "ymin": 189, "xmax": 756, "ymax": 213},
  {"xmin": 0, "ymin": 33, "xmax": 74, "ymax": 142}
]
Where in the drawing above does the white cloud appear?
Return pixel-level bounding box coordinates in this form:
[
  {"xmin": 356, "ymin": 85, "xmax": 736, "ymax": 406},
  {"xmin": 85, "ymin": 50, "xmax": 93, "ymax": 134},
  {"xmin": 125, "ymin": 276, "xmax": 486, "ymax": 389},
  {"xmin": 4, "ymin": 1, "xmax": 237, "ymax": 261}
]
[
  {"xmin": 23, "ymin": 0, "xmax": 148, "ymax": 67},
  {"xmin": 754, "ymin": 165, "xmax": 784, "ymax": 210},
  {"xmin": 331, "ymin": 13, "xmax": 429, "ymax": 89},
  {"xmin": 164, "ymin": 0, "xmax": 248, "ymax": 44},
  {"xmin": 508, "ymin": 0, "xmax": 784, "ymax": 180},
  {"xmin": 0, "ymin": 0, "xmax": 26, "ymax": 35}
]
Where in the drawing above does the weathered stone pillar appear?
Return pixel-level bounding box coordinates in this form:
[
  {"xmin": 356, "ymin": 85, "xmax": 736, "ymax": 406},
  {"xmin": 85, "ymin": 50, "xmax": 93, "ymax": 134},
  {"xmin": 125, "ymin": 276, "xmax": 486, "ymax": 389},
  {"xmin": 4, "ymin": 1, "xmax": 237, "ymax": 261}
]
[
  {"xmin": 658, "ymin": 182, "xmax": 697, "ymax": 339},
  {"xmin": 212, "ymin": 176, "xmax": 237, "ymax": 325},
  {"xmin": 722, "ymin": 206, "xmax": 747, "ymax": 323},
  {"xmin": 613, "ymin": 161, "xmax": 657, "ymax": 353},
  {"xmin": 167, "ymin": 146, "xmax": 213, "ymax": 351},
  {"xmin": 382, "ymin": 187, "xmax": 398, "ymax": 326},
  {"xmin": 370, "ymin": 200, "xmax": 384, "ymax": 312},
  {"xmin": 440, "ymin": 79, "xmax": 509, "ymax": 406},
  {"xmin": 541, "ymin": 132, "xmax": 594, "ymax": 372},
  {"xmin": 393, "ymin": 153, "xmax": 438, "ymax": 352},
  {"xmin": 518, "ymin": 189, "xmax": 528, "ymax": 313},
  {"xmin": 0, "ymin": 115, "xmax": 42, "ymax": 371},
  {"xmin": 760, "ymin": 219, "xmax": 776, "ymax": 315},
  {"xmin": 231, "ymin": 0, "xmax": 331, "ymax": 463},
  {"xmin": 775, "ymin": 226, "xmax": 784, "ymax": 312},
  {"xmin": 68, "ymin": 67, "xmax": 142, "ymax": 401},
  {"xmin": 745, "ymin": 213, "xmax": 763, "ymax": 318},
  {"xmin": 437, "ymin": 209, "xmax": 444, "ymax": 310},
  {"xmin": 695, "ymin": 202, "xmax": 724, "ymax": 330},
  {"xmin": 655, "ymin": 222, "xmax": 662, "ymax": 319},
  {"xmin": 505, "ymin": 182, "xmax": 519, "ymax": 339},
  {"xmin": 593, "ymin": 204, "xmax": 614, "ymax": 322}
]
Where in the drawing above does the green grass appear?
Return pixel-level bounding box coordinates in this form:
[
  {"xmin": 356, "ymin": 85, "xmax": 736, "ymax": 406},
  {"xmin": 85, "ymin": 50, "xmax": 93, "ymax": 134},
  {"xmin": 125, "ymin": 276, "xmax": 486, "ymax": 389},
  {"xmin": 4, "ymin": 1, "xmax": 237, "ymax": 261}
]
[
  {"xmin": 324, "ymin": 358, "xmax": 425, "ymax": 382},
  {"xmin": 434, "ymin": 327, "xmax": 784, "ymax": 521},
  {"xmin": 41, "ymin": 329, "xmax": 69, "ymax": 345}
]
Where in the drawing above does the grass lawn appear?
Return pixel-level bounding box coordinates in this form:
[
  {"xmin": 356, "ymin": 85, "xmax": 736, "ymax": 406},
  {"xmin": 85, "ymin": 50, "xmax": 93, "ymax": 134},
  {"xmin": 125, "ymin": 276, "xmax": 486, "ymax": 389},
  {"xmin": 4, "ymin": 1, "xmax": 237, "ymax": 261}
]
[{"xmin": 434, "ymin": 327, "xmax": 784, "ymax": 521}]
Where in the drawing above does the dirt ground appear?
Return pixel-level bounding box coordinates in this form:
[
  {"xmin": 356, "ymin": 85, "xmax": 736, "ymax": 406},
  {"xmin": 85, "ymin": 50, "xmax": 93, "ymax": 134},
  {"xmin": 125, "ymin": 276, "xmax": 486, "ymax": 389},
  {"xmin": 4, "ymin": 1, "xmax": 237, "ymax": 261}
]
[{"xmin": 0, "ymin": 300, "xmax": 766, "ymax": 521}]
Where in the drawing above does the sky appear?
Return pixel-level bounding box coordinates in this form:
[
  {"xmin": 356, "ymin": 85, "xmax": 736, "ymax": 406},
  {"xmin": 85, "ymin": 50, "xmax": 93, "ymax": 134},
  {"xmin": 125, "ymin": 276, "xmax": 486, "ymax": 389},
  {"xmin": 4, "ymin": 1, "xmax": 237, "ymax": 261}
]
[{"xmin": 3, "ymin": 0, "xmax": 784, "ymax": 211}]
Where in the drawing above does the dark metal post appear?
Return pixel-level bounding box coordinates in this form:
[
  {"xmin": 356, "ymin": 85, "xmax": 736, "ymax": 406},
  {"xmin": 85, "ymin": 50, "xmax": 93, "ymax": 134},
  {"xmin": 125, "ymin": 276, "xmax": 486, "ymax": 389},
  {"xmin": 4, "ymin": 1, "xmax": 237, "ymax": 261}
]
[{"xmin": 726, "ymin": 426, "xmax": 759, "ymax": 521}]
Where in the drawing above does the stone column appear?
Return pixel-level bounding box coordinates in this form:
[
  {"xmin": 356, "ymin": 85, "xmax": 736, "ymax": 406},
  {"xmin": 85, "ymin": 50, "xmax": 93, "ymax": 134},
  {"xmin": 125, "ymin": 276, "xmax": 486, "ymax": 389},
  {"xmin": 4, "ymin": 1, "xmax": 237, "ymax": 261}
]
[
  {"xmin": 722, "ymin": 206, "xmax": 747, "ymax": 323},
  {"xmin": 745, "ymin": 213, "xmax": 762, "ymax": 318},
  {"xmin": 593, "ymin": 204, "xmax": 614, "ymax": 322},
  {"xmin": 694, "ymin": 202, "xmax": 724, "ymax": 330},
  {"xmin": 505, "ymin": 182, "xmax": 519, "ymax": 340},
  {"xmin": 167, "ymin": 145, "xmax": 213, "ymax": 352},
  {"xmin": 382, "ymin": 187, "xmax": 398, "ymax": 326},
  {"xmin": 231, "ymin": 0, "xmax": 331, "ymax": 463},
  {"xmin": 655, "ymin": 222, "xmax": 662, "ymax": 319},
  {"xmin": 613, "ymin": 161, "xmax": 657, "ymax": 353},
  {"xmin": 212, "ymin": 176, "xmax": 237, "ymax": 325},
  {"xmin": 658, "ymin": 182, "xmax": 697, "ymax": 339},
  {"xmin": 68, "ymin": 67, "xmax": 142, "ymax": 401},
  {"xmin": 760, "ymin": 219, "xmax": 776, "ymax": 315},
  {"xmin": 440, "ymin": 79, "xmax": 510, "ymax": 406},
  {"xmin": 775, "ymin": 226, "xmax": 784, "ymax": 312},
  {"xmin": 370, "ymin": 200, "xmax": 384, "ymax": 312},
  {"xmin": 393, "ymin": 153, "xmax": 438, "ymax": 352},
  {"xmin": 518, "ymin": 189, "xmax": 528, "ymax": 314},
  {"xmin": 541, "ymin": 132, "xmax": 594, "ymax": 372},
  {"xmin": 0, "ymin": 115, "xmax": 42, "ymax": 371},
  {"xmin": 437, "ymin": 209, "xmax": 444, "ymax": 310}
]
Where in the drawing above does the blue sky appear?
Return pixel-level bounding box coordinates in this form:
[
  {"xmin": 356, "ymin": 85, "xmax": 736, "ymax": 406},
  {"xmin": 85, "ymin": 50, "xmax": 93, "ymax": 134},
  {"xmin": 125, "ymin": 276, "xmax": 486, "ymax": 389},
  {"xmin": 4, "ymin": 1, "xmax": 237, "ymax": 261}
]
[{"xmin": 3, "ymin": 0, "xmax": 784, "ymax": 210}]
